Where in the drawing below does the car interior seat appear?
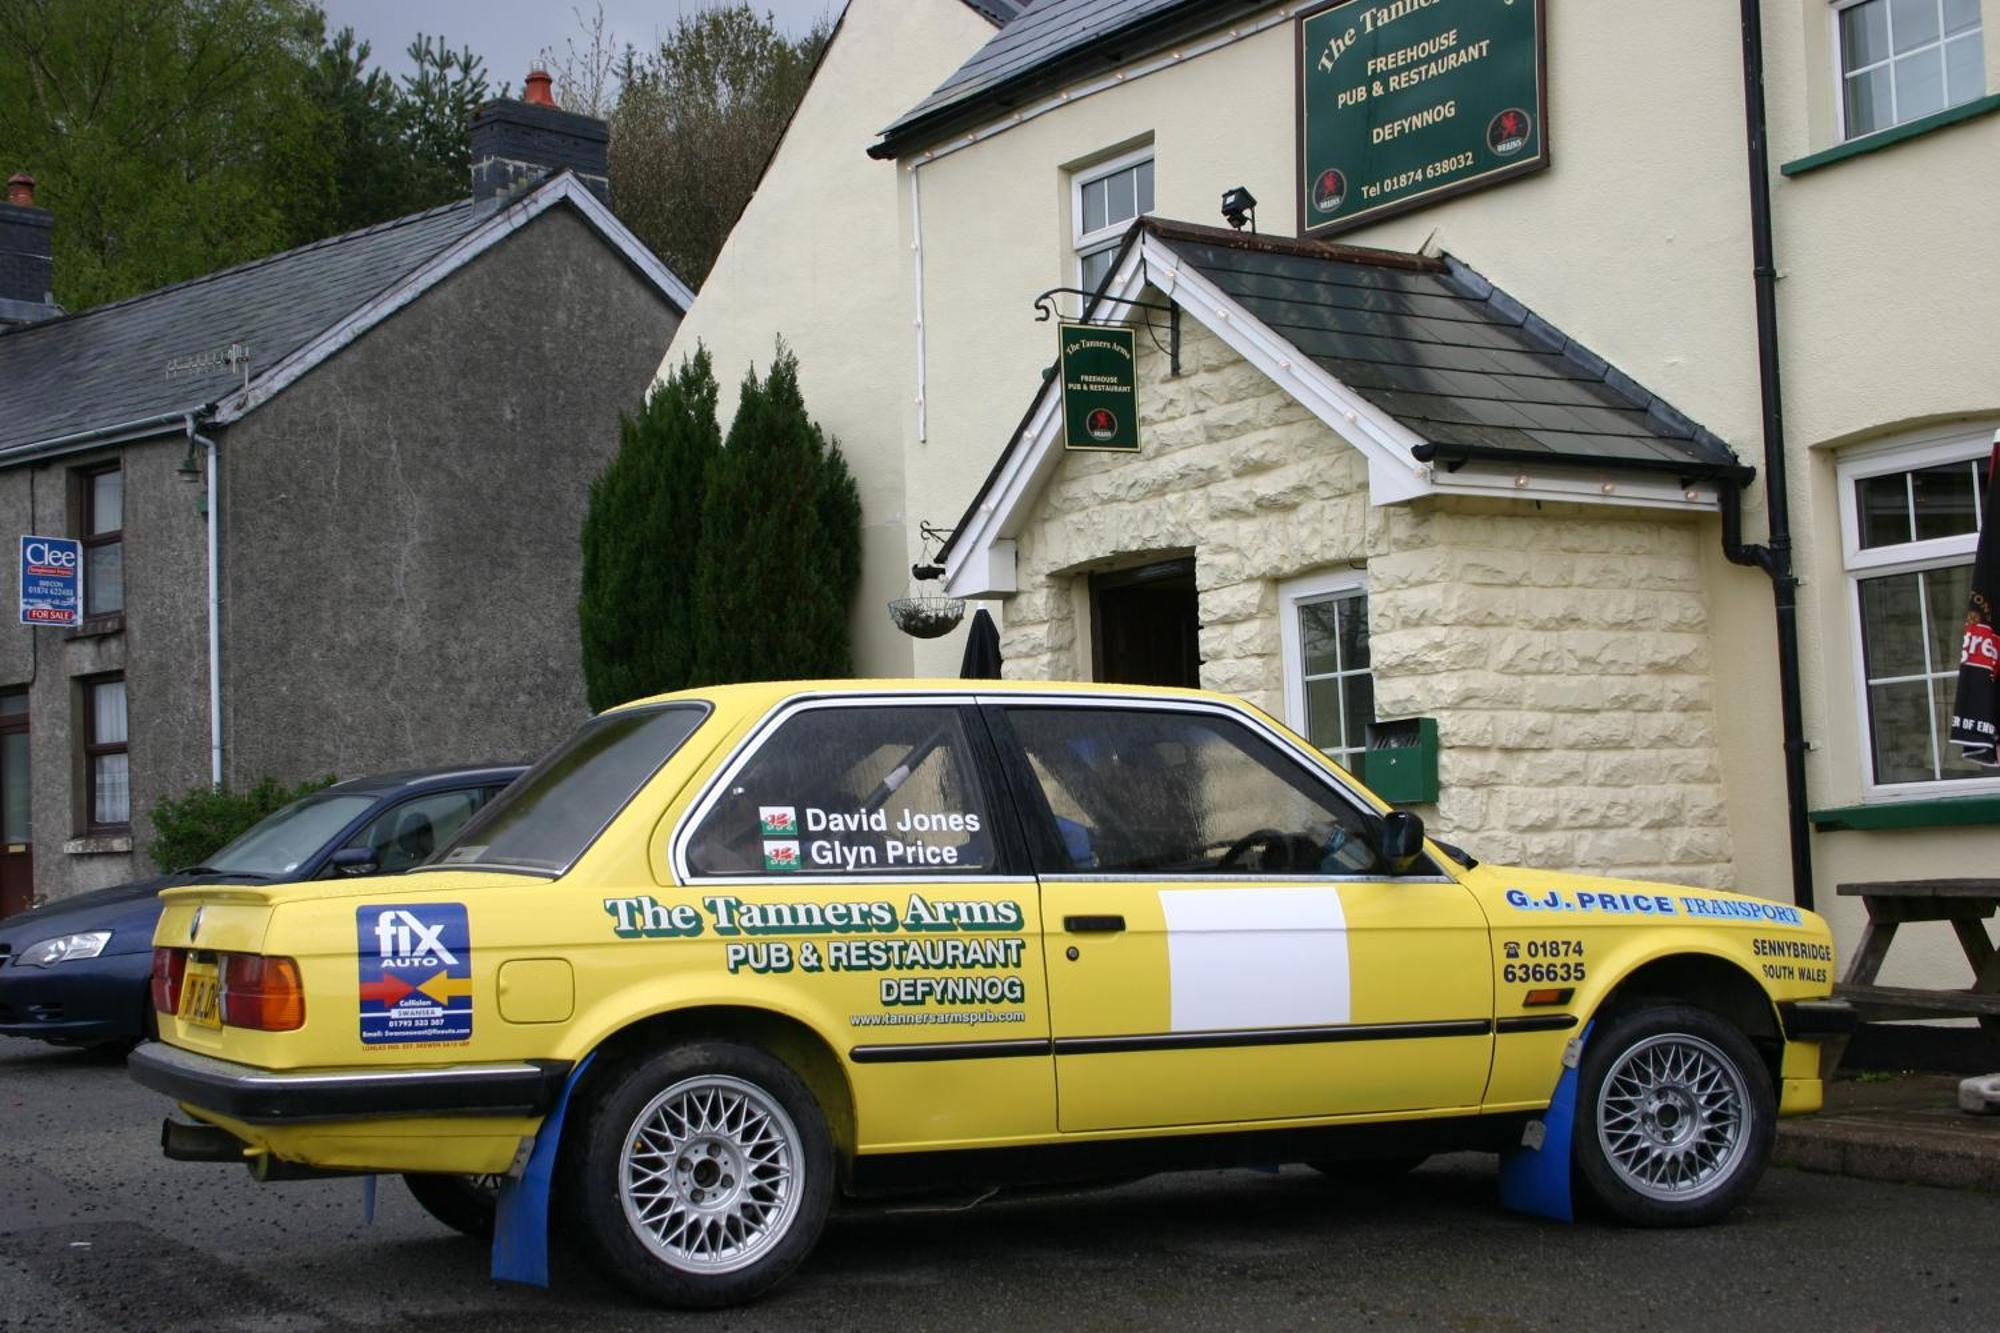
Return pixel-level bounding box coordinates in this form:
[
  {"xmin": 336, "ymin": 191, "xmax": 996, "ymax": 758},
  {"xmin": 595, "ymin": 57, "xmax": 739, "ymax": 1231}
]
[{"xmin": 386, "ymin": 810, "xmax": 436, "ymax": 870}]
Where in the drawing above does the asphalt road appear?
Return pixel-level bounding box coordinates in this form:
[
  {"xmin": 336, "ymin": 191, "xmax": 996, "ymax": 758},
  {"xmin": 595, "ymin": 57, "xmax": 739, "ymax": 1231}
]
[{"xmin": 3, "ymin": 1035, "xmax": 1995, "ymax": 1332}]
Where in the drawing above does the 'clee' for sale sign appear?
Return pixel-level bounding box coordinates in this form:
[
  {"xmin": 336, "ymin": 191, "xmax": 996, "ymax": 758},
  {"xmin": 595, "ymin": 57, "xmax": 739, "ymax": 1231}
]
[{"xmin": 19, "ymin": 536, "xmax": 82, "ymax": 627}]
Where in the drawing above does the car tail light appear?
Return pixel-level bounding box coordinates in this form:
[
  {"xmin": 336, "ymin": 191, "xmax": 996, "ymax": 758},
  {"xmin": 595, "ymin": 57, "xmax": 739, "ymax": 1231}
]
[
  {"xmin": 219, "ymin": 954, "xmax": 306, "ymax": 1031},
  {"xmin": 150, "ymin": 947, "xmax": 186, "ymax": 1014}
]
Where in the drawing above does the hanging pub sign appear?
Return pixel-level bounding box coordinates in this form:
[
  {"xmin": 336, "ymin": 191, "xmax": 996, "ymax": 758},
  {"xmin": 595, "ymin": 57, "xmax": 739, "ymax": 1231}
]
[
  {"xmin": 1060, "ymin": 324, "xmax": 1139, "ymax": 452},
  {"xmin": 1297, "ymin": 0, "xmax": 1548, "ymax": 237}
]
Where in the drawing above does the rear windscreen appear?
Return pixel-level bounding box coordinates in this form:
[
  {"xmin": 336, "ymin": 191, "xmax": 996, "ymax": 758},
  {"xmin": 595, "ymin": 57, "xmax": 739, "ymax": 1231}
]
[{"xmin": 422, "ymin": 704, "xmax": 707, "ymax": 875}]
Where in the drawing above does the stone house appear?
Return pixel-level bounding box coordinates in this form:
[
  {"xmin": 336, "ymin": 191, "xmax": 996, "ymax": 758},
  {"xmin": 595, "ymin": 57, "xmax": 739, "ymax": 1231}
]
[
  {"xmin": 677, "ymin": 0, "xmax": 2000, "ymax": 992},
  {"xmin": 0, "ymin": 82, "xmax": 692, "ymax": 911}
]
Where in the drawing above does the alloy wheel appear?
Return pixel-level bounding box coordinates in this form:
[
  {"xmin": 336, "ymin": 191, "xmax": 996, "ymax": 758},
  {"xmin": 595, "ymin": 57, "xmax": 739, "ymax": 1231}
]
[
  {"xmin": 1594, "ymin": 1032, "xmax": 1750, "ymax": 1202},
  {"xmin": 617, "ymin": 1074, "xmax": 803, "ymax": 1274}
]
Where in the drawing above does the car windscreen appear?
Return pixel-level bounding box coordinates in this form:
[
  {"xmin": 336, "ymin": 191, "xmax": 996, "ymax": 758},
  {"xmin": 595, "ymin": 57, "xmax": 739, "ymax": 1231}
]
[
  {"xmin": 202, "ymin": 794, "xmax": 378, "ymax": 877},
  {"xmin": 423, "ymin": 704, "xmax": 707, "ymax": 875}
]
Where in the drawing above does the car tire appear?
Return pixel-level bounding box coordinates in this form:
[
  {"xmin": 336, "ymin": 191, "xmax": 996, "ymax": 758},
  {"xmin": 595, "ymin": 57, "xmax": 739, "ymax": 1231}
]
[
  {"xmin": 403, "ymin": 1173, "xmax": 501, "ymax": 1238},
  {"xmin": 575, "ymin": 1041, "xmax": 834, "ymax": 1309},
  {"xmin": 1572, "ymin": 1003, "xmax": 1774, "ymax": 1227}
]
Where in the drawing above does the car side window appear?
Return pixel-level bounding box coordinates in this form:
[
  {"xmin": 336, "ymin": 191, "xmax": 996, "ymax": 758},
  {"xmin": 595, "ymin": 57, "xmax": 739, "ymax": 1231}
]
[
  {"xmin": 686, "ymin": 705, "xmax": 997, "ymax": 877},
  {"xmin": 342, "ymin": 789, "xmax": 493, "ymax": 875},
  {"xmin": 1003, "ymin": 706, "xmax": 1388, "ymax": 877}
]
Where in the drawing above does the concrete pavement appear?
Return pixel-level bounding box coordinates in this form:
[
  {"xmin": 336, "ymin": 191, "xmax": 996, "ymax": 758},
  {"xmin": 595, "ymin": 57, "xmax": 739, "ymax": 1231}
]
[{"xmin": 1776, "ymin": 1072, "xmax": 2000, "ymax": 1193}]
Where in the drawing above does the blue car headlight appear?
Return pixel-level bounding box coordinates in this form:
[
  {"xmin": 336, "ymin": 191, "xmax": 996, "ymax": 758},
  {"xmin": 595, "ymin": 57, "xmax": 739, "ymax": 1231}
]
[{"xmin": 14, "ymin": 931, "xmax": 112, "ymax": 967}]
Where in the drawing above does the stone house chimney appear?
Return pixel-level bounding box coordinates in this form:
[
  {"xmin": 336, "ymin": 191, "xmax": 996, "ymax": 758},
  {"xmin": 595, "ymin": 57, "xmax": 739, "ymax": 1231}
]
[
  {"xmin": 468, "ymin": 70, "xmax": 611, "ymax": 207},
  {"xmin": 0, "ymin": 172, "xmax": 59, "ymax": 328}
]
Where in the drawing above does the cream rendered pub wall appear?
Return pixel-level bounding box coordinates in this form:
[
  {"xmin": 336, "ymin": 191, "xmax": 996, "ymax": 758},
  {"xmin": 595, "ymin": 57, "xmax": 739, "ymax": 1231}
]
[
  {"xmin": 900, "ymin": 2, "xmax": 1786, "ymax": 885},
  {"xmin": 657, "ymin": 0, "xmax": 997, "ymax": 679},
  {"xmin": 1758, "ymin": 4, "xmax": 2000, "ymax": 984},
  {"xmin": 899, "ymin": 0, "xmax": 2000, "ymax": 966}
]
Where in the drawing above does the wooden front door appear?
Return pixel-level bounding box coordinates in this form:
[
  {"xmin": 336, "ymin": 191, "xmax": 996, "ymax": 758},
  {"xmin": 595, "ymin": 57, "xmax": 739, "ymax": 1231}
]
[
  {"xmin": 1091, "ymin": 558, "xmax": 1200, "ymax": 688},
  {"xmin": 0, "ymin": 691, "xmax": 30, "ymax": 917}
]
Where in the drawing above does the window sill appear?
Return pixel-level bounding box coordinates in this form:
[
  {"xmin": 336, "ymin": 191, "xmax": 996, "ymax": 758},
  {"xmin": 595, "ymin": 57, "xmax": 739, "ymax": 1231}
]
[
  {"xmin": 66, "ymin": 614, "xmax": 124, "ymax": 640},
  {"xmin": 64, "ymin": 833, "xmax": 133, "ymax": 855},
  {"xmin": 1782, "ymin": 93, "xmax": 2000, "ymax": 177},
  {"xmin": 1808, "ymin": 796, "xmax": 2000, "ymax": 832}
]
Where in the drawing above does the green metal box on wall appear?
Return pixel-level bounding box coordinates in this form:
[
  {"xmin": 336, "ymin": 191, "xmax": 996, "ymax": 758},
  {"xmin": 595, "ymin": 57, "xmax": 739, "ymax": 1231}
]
[{"xmin": 1362, "ymin": 717, "xmax": 1438, "ymax": 804}]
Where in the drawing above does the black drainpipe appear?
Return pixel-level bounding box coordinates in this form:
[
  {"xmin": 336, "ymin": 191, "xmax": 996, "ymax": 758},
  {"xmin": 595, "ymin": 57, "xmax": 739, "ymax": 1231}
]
[{"xmin": 1726, "ymin": 0, "xmax": 1814, "ymax": 913}]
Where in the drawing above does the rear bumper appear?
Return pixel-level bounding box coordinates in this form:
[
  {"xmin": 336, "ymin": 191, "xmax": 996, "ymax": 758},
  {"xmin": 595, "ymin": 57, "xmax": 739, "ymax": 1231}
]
[
  {"xmin": 128, "ymin": 1041, "xmax": 571, "ymax": 1123},
  {"xmin": 1778, "ymin": 998, "xmax": 1858, "ymax": 1042}
]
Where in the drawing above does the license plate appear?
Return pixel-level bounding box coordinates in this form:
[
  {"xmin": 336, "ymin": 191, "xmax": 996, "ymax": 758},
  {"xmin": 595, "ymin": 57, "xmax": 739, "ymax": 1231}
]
[{"xmin": 180, "ymin": 963, "xmax": 222, "ymax": 1030}]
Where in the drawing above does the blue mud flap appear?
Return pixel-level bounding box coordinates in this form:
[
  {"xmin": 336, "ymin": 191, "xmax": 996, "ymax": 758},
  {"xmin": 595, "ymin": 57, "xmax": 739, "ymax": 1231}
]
[
  {"xmin": 1498, "ymin": 1021, "xmax": 1592, "ymax": 1223},
  {"xmin": 491, "ymin": 1054, "xmax": 594, "ymax": 1288}
]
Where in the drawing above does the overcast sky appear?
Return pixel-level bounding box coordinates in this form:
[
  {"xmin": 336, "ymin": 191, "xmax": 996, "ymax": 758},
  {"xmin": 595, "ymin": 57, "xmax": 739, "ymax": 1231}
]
[{"xmin": 319, "ymin": 0, "xmax": 844, "ymax": 92}]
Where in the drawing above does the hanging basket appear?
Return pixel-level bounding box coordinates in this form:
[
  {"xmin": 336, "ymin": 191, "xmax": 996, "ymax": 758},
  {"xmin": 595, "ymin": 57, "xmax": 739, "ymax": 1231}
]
[{"xmin": 888, "ymin": 596, "xmax": 966, "ymax": 639}]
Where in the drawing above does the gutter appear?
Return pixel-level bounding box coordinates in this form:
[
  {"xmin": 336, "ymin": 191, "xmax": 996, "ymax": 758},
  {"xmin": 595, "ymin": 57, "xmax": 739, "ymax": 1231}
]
[
  {"xmin": 0, "ymin": 411, "xmax": 197, "ymax": 468},
  {"xmin": 1730, "ymin": 0, "xmax": 1814, "ymax": 912},
  {"xmin": 1410, "ymin": 443, "xmax": 1755, "ymax": 488}
]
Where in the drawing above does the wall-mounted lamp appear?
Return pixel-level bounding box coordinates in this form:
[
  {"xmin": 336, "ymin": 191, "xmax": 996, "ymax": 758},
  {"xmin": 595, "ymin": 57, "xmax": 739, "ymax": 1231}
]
[
  {"xmin": 1221, "ymin": 186, "xmax": 1258, "ymax": 231},
  {"xmin": 176, "ymin": 436, "xmax": 203, "ymax": 482}
]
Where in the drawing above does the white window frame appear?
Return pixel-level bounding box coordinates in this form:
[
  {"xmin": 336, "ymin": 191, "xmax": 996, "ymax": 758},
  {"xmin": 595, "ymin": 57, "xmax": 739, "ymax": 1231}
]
[
  {"xmin": 1835, "ymin": 425, "xmax": 1997, "ymax": 800},
  {"xmin": 1831, "ymin": 0, "xmax": 1988, "ymax": 142},
  {"xmin": 1278, "ymin": 570, "xmax": 1373, "ymax": 772},
  {"xmin": 1071, "ymin": 146, "xmax": 1154, "ymax": 291}
]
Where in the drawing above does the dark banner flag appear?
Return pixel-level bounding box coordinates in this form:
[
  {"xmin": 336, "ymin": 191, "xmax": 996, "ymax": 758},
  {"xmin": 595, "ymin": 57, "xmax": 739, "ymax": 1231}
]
[{"xmin": 1949, "ymin": 433, "xmax": 2000, "ymax": 767}]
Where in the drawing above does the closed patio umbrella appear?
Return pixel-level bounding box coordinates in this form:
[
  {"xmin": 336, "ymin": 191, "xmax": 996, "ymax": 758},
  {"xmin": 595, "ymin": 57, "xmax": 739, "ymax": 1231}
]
[
  {"xmin": 959, "ymin": 608, "xmax": 1003, "ymax": 679},
  {"xmin": 1948, "ymin": 431, "xmax": 2000, "ymax": 767}
]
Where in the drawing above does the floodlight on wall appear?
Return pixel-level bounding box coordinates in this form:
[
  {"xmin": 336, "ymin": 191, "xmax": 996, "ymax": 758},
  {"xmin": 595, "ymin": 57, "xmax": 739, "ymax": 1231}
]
[
  {"xmin": 176, "ymin": 436, "xmax": 203, "ymax": 482},
  {"xmin": 1221, "ymin": 186, "xmax": 1258, "ymax": 231}
]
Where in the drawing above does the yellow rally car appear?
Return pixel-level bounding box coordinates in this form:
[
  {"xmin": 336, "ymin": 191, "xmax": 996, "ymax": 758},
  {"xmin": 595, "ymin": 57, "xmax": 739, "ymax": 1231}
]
[{"xmin": 132, "ymin": 681, "xmax": 1852, "ymax": 1308}]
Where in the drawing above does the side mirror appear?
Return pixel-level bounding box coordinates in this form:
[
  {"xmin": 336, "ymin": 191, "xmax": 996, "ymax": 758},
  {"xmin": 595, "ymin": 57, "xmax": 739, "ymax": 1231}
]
[
  {"xmin": 330, "ymin": 846, "xmax": 380, "ymax": 877},
  {"xmin": 1378, "ymin": 810, "xmax": 1426, "ymax": 874}
]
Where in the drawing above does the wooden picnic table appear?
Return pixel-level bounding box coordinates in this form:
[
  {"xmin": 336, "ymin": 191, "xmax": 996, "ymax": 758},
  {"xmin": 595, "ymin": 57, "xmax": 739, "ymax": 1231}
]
[{"xmin": 1835, "ymin": 879, "xmax": 2000, "ymax": 1038}]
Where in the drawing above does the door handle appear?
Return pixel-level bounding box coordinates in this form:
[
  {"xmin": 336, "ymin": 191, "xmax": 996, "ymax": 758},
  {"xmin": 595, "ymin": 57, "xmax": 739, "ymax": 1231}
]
[{"xmin": 1064, "ymin": 914, "xmax": 1126, "ymax": 933}]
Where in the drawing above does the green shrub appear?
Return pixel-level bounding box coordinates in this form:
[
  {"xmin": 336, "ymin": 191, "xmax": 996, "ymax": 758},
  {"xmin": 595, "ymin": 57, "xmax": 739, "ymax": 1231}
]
[
  {"xmin": 578, "ymin": 347, "xmax": 722, "ymax": 711},
  {"xmin": 691, "ymin": 343, "xmax": 862, "ymax": 684},
  {"xmin": 148, "ymin": 775, "xmax": 337, "ymax": 872}
]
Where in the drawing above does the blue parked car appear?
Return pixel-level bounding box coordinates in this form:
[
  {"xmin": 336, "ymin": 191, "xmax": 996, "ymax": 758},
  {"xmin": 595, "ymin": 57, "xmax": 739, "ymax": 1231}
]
[{"xmin": 0, "ymin": 765, "xmax": 524, "ymax": 1048}]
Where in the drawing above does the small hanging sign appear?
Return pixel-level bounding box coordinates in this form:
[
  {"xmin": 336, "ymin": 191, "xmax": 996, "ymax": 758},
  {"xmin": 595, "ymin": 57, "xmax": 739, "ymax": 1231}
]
[{"xmin": 1060, "ymin": 325, "xmax": 1139, "ymax": 452}]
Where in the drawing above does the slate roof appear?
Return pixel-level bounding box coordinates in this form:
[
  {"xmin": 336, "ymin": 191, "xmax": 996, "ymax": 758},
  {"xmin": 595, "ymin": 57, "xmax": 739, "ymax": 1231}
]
[
  {"xmin": 1145, "ymin": 219, "xmax": 1744, "ymax": 478},
  {"xmin": 958, "ymin": 0, "xmax": 1029, "ymax": 25},
  {"xmin": 876, "ymin": 0, "xmax": 1230, "ymax": 155},
  {"xmin": 940, "ymin": 218, "xmax": 1745, "ymax": 568},
  {"xmin": 0, "ymin": 199, "xmax": 488, "ymax": 458}
]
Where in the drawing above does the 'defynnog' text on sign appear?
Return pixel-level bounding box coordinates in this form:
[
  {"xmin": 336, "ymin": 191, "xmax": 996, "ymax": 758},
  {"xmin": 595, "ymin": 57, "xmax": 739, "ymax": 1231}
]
[
  {"xmin": 1060, "ymin": 325, "xmax": 1140, "ymax": 452},
  {"xmin": 1298, "ymin": 0, "xmax": 1546, "ymax": 236}
]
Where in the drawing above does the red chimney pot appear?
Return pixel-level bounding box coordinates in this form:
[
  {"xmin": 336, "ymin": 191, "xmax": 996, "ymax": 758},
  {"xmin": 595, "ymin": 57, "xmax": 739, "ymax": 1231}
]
[
  {"xmin": 523, "ymin": 70, "xmax": 556, "ymax": 108},
  {"xmin": 6, "ymin": 173, "xmax": 34, "ymax": 207}
]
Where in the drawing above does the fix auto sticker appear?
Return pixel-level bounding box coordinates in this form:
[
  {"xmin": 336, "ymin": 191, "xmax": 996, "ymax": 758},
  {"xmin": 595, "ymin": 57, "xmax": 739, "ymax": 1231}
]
[{"xmin": 357, "ymin": 902, "xmax": 472, "ymax": 1045}]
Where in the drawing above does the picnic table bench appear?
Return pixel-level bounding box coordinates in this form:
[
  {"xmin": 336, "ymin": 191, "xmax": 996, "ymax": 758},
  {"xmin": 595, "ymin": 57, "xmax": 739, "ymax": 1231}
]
[{"xmin": 1835, "ymin": 879, "xmax": 2000, "ymax": 1038}]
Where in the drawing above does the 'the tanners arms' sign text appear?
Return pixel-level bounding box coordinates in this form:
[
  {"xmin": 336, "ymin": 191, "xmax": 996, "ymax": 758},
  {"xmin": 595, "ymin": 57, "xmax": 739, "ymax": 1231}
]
[
  {"xmin": 1298, "ymin": 0, "xmax": 1546, "ymax": 237},
  {"xmin": 1060, "ymin": 325, "xmax": 1140, "ymax": 452}
]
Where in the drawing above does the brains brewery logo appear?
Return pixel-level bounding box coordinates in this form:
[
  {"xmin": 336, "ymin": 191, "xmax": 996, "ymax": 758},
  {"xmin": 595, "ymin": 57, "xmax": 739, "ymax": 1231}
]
[
  {"xmin": 1487, "ymin": 108, "xmax": 1533, "ymax": 156},
  {"xmin": 1084, "ymin": 407, "xmax": 1120, "ymax": 442},
  {"xmin": 1311, "ymin": 167, "xmax": 1348, "ymax": 215}
]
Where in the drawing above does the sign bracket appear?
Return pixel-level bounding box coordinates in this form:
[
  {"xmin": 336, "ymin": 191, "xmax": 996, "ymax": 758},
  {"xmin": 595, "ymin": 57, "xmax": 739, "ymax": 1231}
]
[{"xmin": 1032, "ymin": 287, "xmax": 1180, "ymax": 378}]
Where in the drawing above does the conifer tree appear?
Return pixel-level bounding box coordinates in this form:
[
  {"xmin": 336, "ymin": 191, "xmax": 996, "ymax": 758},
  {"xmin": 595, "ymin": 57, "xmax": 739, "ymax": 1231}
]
[
  {"xmin": 578, "ymin": 348, "xmax": 720, "ymax": 711},
  {"xmin": 692, "ymin": 345, "xmax": 861, "ymax": 683}
]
